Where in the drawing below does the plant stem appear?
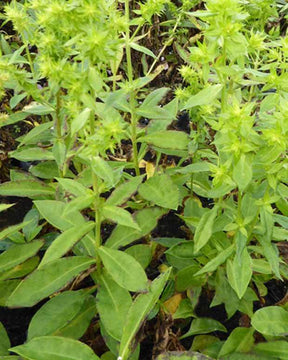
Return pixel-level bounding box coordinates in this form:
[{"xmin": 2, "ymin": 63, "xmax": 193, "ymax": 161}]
[
  {"xmin": 25, "ymin": 44, "xmax": 35, "ymax": 78},
  {"xmin": 147, "ymin": 15, "xmax": 181, "ymax": 76},
  {"xmin": 55, "ymin": 90, "xmax": 62, "ymax": 139},
  {"xmin": 125, "ymin": 0, "xmax": 140, "ymax": 176},
  {"xmin": 93, "ymin": 173, "xmax": 102, "ymax": 274}
]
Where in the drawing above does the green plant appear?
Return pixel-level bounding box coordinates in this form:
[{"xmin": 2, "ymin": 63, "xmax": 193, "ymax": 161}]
[{"xmin": 0, "ymin": 0, "xmax": 287, "ymax": 360}]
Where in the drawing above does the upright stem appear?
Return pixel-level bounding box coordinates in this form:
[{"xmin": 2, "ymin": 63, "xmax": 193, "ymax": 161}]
[
  {"xmin": 25, "ymin": 44, "xmax": 35, "ymax": 78},
  {"xmin": 147, "ymin": 15, "xmax": 181, "ymax": 76},
  {"xmin": 125, "ymin": 0, "xmax": 133, "ymax": 84},
  {"xmin": 93, "ymin": 173, "xmax": 102, "ymax": 274},
  {"xmin": 125, "ymin": 0, "xmax": 140, "ymax": 176},
  {"xmin": 55, "ymin": 90, "xmax": 62, "ymax": 139}
]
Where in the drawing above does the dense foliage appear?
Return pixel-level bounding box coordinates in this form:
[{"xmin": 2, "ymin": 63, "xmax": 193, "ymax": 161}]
[{"xmin": 0, "ymin": 0, "xmax": 287, "ymax": 359}]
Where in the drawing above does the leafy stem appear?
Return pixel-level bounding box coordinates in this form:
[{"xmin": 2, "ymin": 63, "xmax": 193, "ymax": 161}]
[
  {"xmin": 146, "ymin": 14, "xmax": 181, "ymax": 76},
  {"xmin": 125, "ymin": 0, "xmax": 140, "ymax": 176},
  {"xmin": 93, "ymin": 173, "xmax": 102, "ymax": 274}
]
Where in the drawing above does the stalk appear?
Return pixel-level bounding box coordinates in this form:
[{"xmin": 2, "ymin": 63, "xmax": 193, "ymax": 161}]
[
  {"xmin": 93, "ymin": 173, "xmax": 102, "ymax": 274},
  {"xmin": 146, "ymin": 15, "xmax": 181, "ymax": 76},
  {"xmin": 25, "ymin": 44, "xmax": 35, "ymax": 78},
  {"xmin": 125, "ymin": 0, "xmax": 140, "ymax": 176}
]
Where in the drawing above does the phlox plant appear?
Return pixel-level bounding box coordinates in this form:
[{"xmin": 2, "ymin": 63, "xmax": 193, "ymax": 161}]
[{"xmin": 0, "ymin": 0, "xmax": 287, "ymax": 360}]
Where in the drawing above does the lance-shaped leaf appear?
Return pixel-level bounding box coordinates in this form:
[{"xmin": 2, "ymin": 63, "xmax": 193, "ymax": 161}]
[
  {"xmin": 194, "ymin": 206, "xmax": 218, "ymax": 253},
  {"xmin": 106, "ymin": 175, "xmax": 144, "ymax": 206},
  {"xmin": 71, "ymin": 108, "xmax": 91, "ymax": 135},
  {"xmin": 0, "ymin": 203, "xmax": 15, "ymax": 212},
  {"xmin": 10, "ymin": 148, "xmax": 54, "ymax": 161},
  {"xmin": 97, "ymin": 272, "xmax": 132, "ymax": 340},
  {"xmin": 119, "ymin": 268, "xmax": 171, "ymax": 360},
  {"xmin": 97, "ymin": 246, "xmax": 148, "ymax": 292},
  {"xmin": 91, "ymin": 156, "xmax": 115, "ymax": 188},
  {"xmin": 218, "ymin": 327, "xmax": 254, "ymax": 357},
  {"xmin": 232, "ymin": 155, "xmax": 252, "ymax": 193},
  {"xmin": 106, "ymin": 207, "xmax": 166, "ymax": 249},
  {"xmin": 0, "ymin": 220, "xmax": 31, "ymax": 242},
  {"xmin": 0, "ymin": 256, "xmax": 39, "ymax": 281},
  {"xmin": 6, "ymin": 257, "xmax": 95, "ymax": 307},
  {"xmin": 138, "ymin": 174, "xmax": 179, "ymax": 210},
  {"xmin": 0, "ymin": 180, "xmax": 54, "ymax": 198},
  {"xmin": 254, "ymin": 341, "xmax": 288, "ymax": 359},
  {"xmin": 0, "ymin": 240, "xmax": 43, "ymax": 273},
  {"xmin": 39, "ymin": 222, "xmax": 95, "ymax": 267},
  {"xmin": 139, "ymin": 131, "xmax": 189, "ymax": 150},
  {"xmin": 0, "ymin": 322, "xmax": 10, "ymax": 356},
  {"xmin": 102, "ymin": 205, "xmax": 140, "ymax": 230},
  {"xmin": 28, "ymin": 291, "xmax": 96, "ymax": 340},
  {"xmin": 227, "ymin": 247, "xmax": 252, "ymax": 299},
  {"xmin": 181, "ymin": 318, "xmax": 227, "ymax": 339},
  {"xmin": 130, "ymin": 42, "xmax": 156, "ymax": 59},
  {"xmin": 181, "ymin": 84, "xmax": 223, "ymax": 110},
  {"xmin": 10, "ymin": 336, "xmax": 100, "ymax": 360},
  {"xmin": 34, "ymin": 200, "xmax": 83, "ymax": 231},
  {"xmin": 195, "ymin": 245, "xmax": 234, "ymax": 276}
]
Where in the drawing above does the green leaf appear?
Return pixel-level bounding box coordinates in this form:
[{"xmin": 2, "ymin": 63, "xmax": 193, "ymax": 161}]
[
  {"xmin": 194, "ymin": 206, "xmax": 218, "ymax": 253},
  {"xmin": 97, "ymin": 246, "xmax": 148, "ymax": 292},
  {"xmin": 157, "ymin": 352, "xmax": 213, "ymax": 360},
  {"xmin": 55, "ymin": 296, "xmax": 96, "ymax": 339},
  {"xmin": 0, "ymin": 112, "xmax": 27, "ymax": 128},
  {"xmin": 6, "ymin": 257, "xmax": 95, "ymax": 307},
  {"xmin": 0, "ymin": 322, "xmax": 10, "ymax": 356},
  {"xmin": 28, "ymin": 291, "xmax": 96, "ymax": 340},
  {"xmin": 181, "ymin": 318, "xmax": 227, "ymax": 339},
  {"xmin": 125, "ymin": 244, "xmax": 152, "ymax": 269},
  {"xmin": 175, "ymin": 265, "xmax": 205, "ymax": 292},
  {"xmin": 91, "ymin": 156, "xmax": 115, "ymax": 188},
  {"xmin": 34, "ymin": 200, "xmax": 83, "ymax": 231},
  {"xmin": 0, "ymin": 180, "xmax": 54, "ymax": 198},
  {"xmin": 254, "ymin": 341, "xmax": 288, "ymax": 360},
  {"xmin": 71, "ymin": 108, "xmax": 91, "ymax": 135},
  {"xmin": 10, "ymin": 336, "xmax": 100, "ymax": 360},
  {"xmin": 29, "ymin": 161, "xmax": 60, "ymax": 179},
  {"xmin": 10, "ymin": 148, "xmax": 54, "ymax": 161},
  {"xmin": 140, "ymin": 88, "xmax": 170, "ymax": 108},
  {"xmin": 227, "ymin": 248, "xmax": 252, "ymax": 299},
  {"xmin": 53, "ymin": 138, "xmax": 66, "ymax": 169},
  {"xmin": 17, "ymin": 122, "xmax": 53, "ymax": 146},
  {"xmin": 232, "ymin": 155, "xmax": 252, "ymax": 192},
  {"xmin": 0, "ymin": 280, "xmax": 21, "ymax": 306},
  {"xmin": 251, "ymin": 306, "xmax": 288, "ymax": 336},
  {"xmin": 0, "ymin": 220, "xmax": 32, "ymax": 242},
  {"xmin": 97, "ymin": 272, "xmax": 132, "ymax": 341},
  {"xmin": 106, "ymin": 175, "xmax": 144, "ymax": 206},
  {"xmin": 0, "ymin": 203, "xmax": 15, "ymax": 212},
  {"xmin": 195, "ymin": 245, "xmax": 234, "ymax": 276},
  {"xmin": 106, "ymin": 207, "xmax": 165, "ymax": 249},
  {"xmin": 165, "ymin": 241, "xmax": 195, "ymax": 270},
  {"xmin": 23, "ymin": 102, "xmax": 55, "ymax": 115},
  {"xmin": 139, "ymin": 174, "xmax": 179, "ymax": 210},
  {"xmin": 119, "ymin": 268, "xmax": 171, "ymax": 360},
  {"xmin": 102, "ymin": 205, "xmax": 140, "ymax": 230},
  {"xmin": 139, "ymin": 131, "xmax": 189, "ymax": 150},
  {"xmin": 181, "ymin": 84, "xmax": 223, "ymax": 110},
  {"xmin": 63, "ymin": 195, "xmax": 95, "ymax": 216},
  {"xmin": 0, "ymin": 240, "xmax": 43, "ymax": 273},
  {"xmin": 0, "ymin": 256, "xmax": 39, "ymax": 281},
  {"xmin": 130, "ymin": 42, "xmax": 156, "ymax": 59},
  {"xmin": 39, "ymin": 222, "xmax": 95, "ymax": 267},
  {"xmin": 177, "ymin": 162, "xmax": 211, "ymax": 174},
  {"xmin": 56, "ymin": 178, "xmax": 88, "ymax": 197},
  {"xmin": 218, "ymin": 327, "xmax": 254, "ymax": 357}
]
